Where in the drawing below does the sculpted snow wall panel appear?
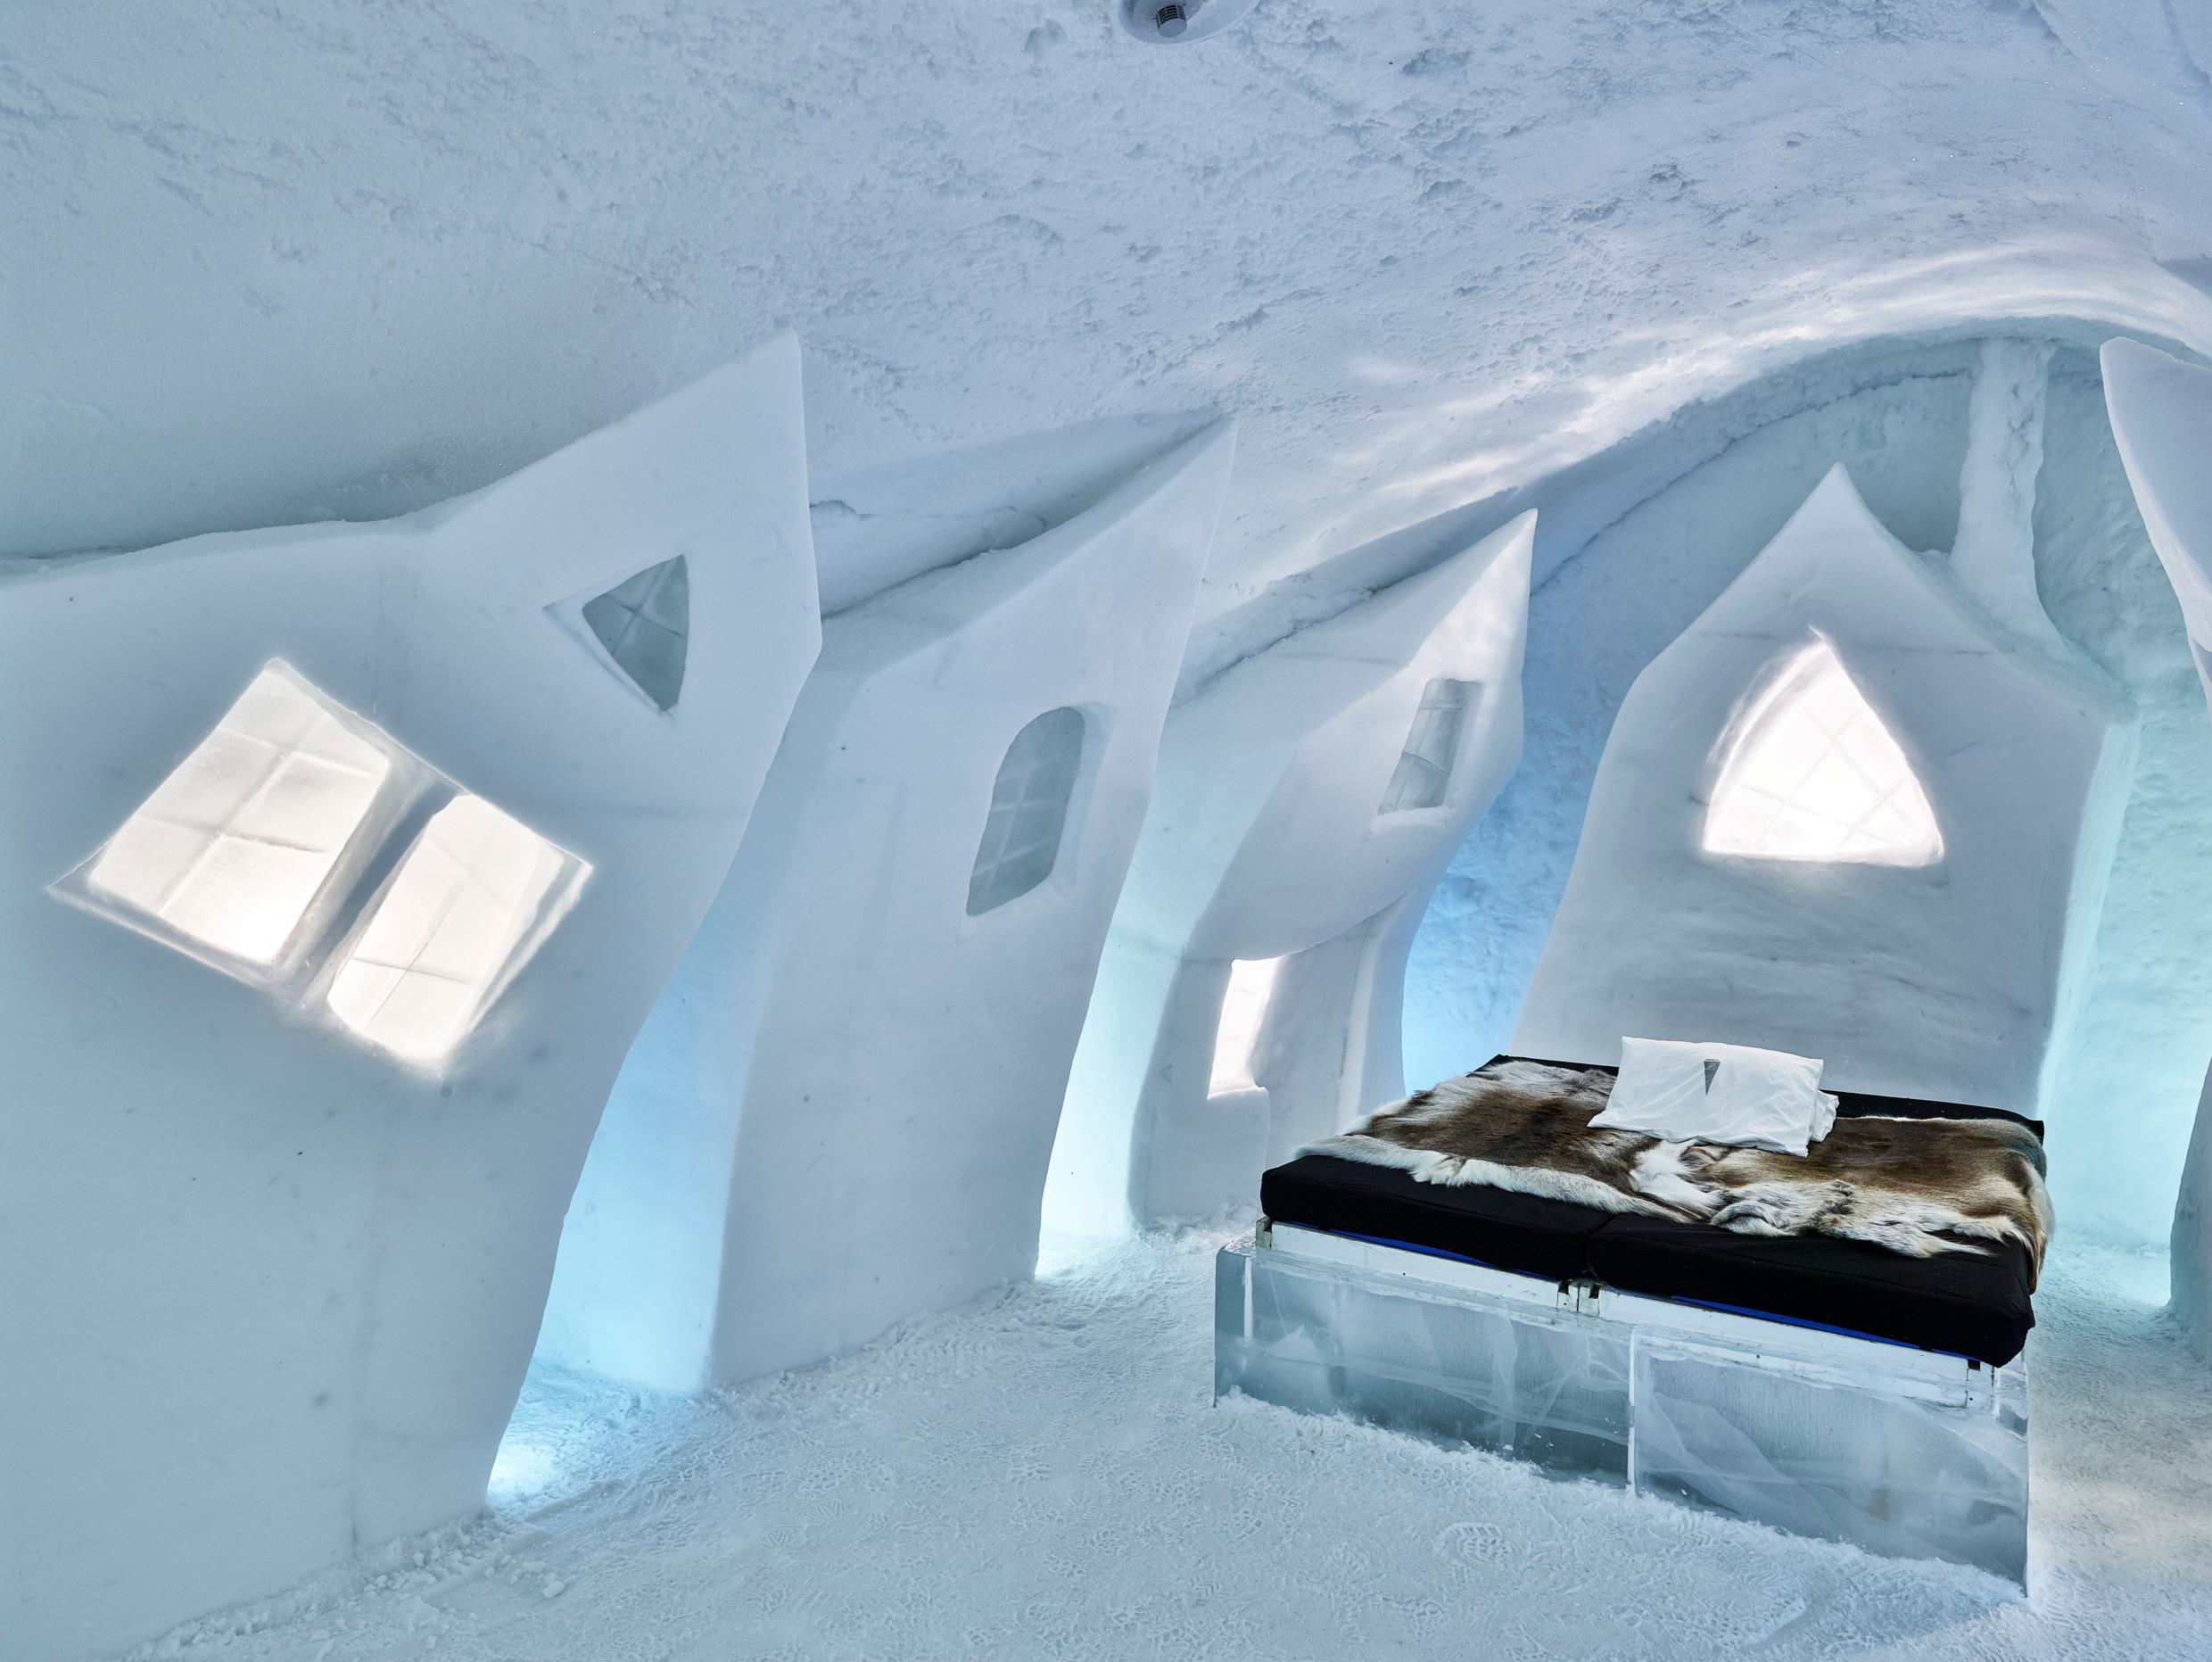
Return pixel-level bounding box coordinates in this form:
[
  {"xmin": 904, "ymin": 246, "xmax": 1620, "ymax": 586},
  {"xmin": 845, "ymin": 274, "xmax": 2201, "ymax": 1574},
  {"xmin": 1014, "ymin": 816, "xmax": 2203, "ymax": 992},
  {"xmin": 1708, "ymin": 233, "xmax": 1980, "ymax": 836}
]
[
  {"xmin": 0, "ymin": 335, "xmax": 820, "ymax": 1662},
  {"xmin": 539, "ymin": 423, "xmax": 1234, "ymax": 1391},
  {"xmin": 2101, "ymin": 336, "xmax": 2212, "ymax": 1354},
  {"xmin": 1045, "ymin": 513, "xmax": 1532, "ymax": 1236},
  {"xmin": 1512, "ymin": 465, "xmax": 2134, "ymax": 1112}
]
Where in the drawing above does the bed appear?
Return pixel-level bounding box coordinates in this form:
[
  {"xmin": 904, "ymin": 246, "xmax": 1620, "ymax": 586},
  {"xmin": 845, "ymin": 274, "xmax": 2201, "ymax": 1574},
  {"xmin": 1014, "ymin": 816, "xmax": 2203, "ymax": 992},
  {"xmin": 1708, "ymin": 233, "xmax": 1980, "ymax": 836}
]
[
  {"xmin": 1215, "ymin": 1054, "xmax": 2041, "ymax": 1583},
  {"xmin": 1261, "ymin": 1054, "xmax": 2043, "ymax": 1367}
]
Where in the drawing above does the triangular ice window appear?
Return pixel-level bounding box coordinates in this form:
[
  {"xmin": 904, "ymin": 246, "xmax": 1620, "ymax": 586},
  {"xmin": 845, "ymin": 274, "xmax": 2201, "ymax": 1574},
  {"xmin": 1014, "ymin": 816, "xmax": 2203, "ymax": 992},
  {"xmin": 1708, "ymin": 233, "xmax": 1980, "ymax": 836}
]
[
  {"xmin": 1209, "ymin": 955, "xmax": 1284, "ymax": 1094},
  {"xmin": 582, "ymin": 557, "xmax": 689, "ymax": 711},
  {"xmin": 1704, "ymin": 641, "xmax": 1942, "ymax": 866}
]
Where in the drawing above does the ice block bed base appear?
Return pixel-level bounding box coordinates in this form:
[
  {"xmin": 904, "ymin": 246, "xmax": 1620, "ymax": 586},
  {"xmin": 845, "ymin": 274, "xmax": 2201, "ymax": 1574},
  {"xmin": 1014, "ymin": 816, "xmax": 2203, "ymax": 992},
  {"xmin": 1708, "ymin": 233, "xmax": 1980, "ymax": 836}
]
[{"xmin": 1214, "ymin": 1224, "xmax": 2029, "ymax": 1585}]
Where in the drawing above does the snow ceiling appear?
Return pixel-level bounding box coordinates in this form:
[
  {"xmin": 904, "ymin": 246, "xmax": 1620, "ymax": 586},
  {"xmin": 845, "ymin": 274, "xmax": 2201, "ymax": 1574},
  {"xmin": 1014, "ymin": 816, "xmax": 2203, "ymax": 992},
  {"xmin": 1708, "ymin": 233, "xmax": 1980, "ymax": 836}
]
[{"xmin": 10, "ymin": 1, "xmax": 2212, "ymax": 586}]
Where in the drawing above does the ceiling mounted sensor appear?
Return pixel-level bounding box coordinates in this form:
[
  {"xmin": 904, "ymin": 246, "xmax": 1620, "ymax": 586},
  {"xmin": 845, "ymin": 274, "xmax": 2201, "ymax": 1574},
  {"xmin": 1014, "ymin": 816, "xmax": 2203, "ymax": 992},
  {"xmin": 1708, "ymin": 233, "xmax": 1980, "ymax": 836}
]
[{"xmin": 1118, "ymin": 0, "xmax": 1258, "ymax": 45}]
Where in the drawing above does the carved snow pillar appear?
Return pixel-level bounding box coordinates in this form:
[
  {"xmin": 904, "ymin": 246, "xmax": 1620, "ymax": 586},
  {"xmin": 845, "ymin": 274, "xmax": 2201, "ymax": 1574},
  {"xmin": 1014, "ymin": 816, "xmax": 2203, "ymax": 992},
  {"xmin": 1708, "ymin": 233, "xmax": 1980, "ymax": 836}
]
[
  {"xmin": 1046, "ymin": 512, "xmax": 1533, "ymax": 1234},
  {"xmin": 2101, "ymin": 336, "xmax": 2212, "ymax": 1354},
  {"xmin": 1950, "ymin": 337, "xmax": 2067, "ymax": 654},
  {"xmin": 539, "ymin": 424, "xmax": 1235, "ymax": 1388}
]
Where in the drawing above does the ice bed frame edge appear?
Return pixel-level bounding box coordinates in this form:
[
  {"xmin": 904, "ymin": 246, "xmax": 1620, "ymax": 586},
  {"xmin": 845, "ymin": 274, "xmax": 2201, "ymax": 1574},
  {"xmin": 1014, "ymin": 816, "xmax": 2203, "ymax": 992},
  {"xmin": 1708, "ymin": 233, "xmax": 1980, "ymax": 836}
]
[{"xmin": 1214, "ymin": 1220, "xmax": 2030, "ymax": 1588}]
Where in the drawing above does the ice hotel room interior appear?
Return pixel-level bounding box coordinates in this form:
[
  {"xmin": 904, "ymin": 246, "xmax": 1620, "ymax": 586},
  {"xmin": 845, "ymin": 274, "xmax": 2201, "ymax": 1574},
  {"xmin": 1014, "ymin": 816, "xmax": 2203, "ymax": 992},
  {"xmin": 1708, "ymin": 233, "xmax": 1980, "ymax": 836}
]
[{"xmin": 6, "ymin": 3, "xmax": 2212, "ymax": 1659}]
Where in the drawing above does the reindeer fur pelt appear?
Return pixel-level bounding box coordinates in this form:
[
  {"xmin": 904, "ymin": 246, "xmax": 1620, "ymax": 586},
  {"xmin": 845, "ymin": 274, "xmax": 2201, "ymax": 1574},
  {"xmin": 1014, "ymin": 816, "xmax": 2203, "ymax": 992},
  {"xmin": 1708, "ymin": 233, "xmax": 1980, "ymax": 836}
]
[{"xmin": 1301, "ymin": 1060, "xmax": 2051, "ymax": 1282}]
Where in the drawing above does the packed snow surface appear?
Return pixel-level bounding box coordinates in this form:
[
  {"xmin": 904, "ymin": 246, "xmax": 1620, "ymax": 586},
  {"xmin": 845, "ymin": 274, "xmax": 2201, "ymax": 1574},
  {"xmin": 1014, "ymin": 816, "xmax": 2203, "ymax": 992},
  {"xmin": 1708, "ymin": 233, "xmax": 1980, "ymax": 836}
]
[{"xmin": 128, "ymin": 1229, "xmax": 2211, "ymax": 1662}]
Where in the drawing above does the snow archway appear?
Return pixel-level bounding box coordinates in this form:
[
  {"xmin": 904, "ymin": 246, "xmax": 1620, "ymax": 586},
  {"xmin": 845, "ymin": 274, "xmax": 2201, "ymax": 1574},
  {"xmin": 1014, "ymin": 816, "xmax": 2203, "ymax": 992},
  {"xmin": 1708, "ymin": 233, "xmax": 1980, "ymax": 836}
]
[
  {"xmin": 2102, "ymin": 337, "xmax": 2212, "ymax": 1357},
  {"xmin": 1513, "ymin": 465, "xmax": 2134, "ymax": 1112}
]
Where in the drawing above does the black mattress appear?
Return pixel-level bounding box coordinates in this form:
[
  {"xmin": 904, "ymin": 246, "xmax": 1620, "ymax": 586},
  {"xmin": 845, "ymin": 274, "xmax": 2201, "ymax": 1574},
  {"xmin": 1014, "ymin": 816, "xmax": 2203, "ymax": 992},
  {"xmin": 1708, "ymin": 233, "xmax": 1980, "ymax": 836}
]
[{"xmin": 1259, "ymin": 1056, "xmax": 2043, "ymax": 1367}]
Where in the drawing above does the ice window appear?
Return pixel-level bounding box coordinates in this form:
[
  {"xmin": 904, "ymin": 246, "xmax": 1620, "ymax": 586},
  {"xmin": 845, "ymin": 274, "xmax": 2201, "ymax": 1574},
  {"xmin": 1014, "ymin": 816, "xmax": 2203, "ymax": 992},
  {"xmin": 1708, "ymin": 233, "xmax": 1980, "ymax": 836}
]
[
  {"xmin": 1378, "ymin": 679, "xmax": 1474, "ymax": 814},
  {"xmin": 1704, "ymin": 642, "xmax": 1943, "ymax": 866},
  {"xmin": 327, "ymin": 794, "xmax": 582, "ymax": 1062},
  {"xmin": 967, "ymin": 707, "xmax": 1085, "ymax": 916},
  {"xmin": 582, "ymin": 556, "xmax": 689, "ymax": 711},
  {"xmin": 1209, "ymin": 955, "xmax": 1283, "ymax": 1094},
  {"xmin": 87, "ymin": 663, "xmax": 392, "ymax": 964}
]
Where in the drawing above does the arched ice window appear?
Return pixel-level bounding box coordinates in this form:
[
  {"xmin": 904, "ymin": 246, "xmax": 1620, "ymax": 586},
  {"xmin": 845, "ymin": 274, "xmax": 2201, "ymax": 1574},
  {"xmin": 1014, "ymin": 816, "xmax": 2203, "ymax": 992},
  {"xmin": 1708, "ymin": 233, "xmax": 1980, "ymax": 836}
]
[
  {"xmin": 1704, "ymin": 641, "xmax": 1942, "ymax": 866},
  {"xmin": 967, "ymin": 707, "xmax": 1086, "ymax": 915},
  {"xmin": 1378, "ymin": 678, "xmax": 1475, "ymax": 815}
]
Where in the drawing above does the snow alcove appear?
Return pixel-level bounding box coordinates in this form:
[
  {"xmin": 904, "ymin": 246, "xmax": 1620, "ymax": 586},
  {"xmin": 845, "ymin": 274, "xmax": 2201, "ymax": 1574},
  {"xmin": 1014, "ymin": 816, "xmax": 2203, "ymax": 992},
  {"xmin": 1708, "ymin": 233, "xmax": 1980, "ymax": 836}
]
[
  {"xmin": 1046, "ymin": 509, "xmax": 1531, "ymax": 1235},
  {"xmin": 1514, "ymin": 456, "xmax": 2136, "ymax": 1110},
  {"xmin": 15, "ymin": 5, "xmax": 2212, "ymax": 1659}
]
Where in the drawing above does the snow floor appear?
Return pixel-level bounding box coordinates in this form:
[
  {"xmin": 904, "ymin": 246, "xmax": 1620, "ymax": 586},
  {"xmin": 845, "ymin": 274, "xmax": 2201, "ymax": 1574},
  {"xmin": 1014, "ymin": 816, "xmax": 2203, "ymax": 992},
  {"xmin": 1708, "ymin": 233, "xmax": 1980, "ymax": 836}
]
[{"xmin": 130, "ymin": 1230, "xmax": 2212, "ymax": 1662}]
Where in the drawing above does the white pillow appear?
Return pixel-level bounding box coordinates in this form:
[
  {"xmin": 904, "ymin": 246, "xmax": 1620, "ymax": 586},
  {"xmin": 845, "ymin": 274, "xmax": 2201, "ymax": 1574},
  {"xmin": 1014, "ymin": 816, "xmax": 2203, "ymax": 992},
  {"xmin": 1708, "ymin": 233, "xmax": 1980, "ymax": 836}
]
[{"xmin": 1589, "ymin": 1038, "xmax": 1836, "ymax": 1155}]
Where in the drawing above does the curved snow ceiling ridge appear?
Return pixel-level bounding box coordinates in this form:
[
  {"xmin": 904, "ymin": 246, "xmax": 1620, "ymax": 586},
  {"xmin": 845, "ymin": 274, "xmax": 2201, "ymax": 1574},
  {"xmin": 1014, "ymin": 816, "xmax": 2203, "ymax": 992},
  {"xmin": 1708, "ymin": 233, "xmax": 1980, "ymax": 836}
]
[
  {"xmin": 1189, "ymin": 262, "xmax": 2211, "ymax": 701},
  {"xmin": 1271, "ymin": 246, "xmax": 2212, "ymax": 606}
]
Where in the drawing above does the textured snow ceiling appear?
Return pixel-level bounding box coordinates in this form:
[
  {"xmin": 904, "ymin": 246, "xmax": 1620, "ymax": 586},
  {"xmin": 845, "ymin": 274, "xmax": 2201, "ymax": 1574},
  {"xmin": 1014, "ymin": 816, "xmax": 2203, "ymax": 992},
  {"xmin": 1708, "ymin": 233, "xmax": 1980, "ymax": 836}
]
[{"xmin": 8, "ymin": 0, "xmax": 2212, "ymax": 606}]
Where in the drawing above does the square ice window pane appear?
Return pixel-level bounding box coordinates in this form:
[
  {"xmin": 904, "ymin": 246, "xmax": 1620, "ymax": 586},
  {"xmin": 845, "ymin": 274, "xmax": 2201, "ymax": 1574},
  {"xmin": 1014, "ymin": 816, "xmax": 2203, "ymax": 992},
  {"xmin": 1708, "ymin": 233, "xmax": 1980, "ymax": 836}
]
[
  {"xmin": 327, "ymin": 793, "xmax": 582, "ymax": 1063},
  {"xmin": 87, "ymin": 663, "xmax": 392, "ymax": 964}
]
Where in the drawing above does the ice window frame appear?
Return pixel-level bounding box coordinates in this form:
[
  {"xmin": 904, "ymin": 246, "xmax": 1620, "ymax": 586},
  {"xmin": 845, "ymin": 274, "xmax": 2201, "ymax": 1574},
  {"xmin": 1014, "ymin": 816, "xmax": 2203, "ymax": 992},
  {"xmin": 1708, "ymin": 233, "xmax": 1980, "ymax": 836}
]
[
  {"xmin": 966, "ymin": 706, "xmax": 1088, "ymax": 918},
  {"xmin": 1702, "ymin": 640, "xmax": 1944, "ymax": 868},
  {"xmin": 1378, "ymin": 678, "xmax": 1477, "ymax": 816},
  {"xmin": 55, "ymin": 658, "xmax": 590, "ymax": 1068},
  {"xmin": 549, "ymin": 554, "xmax": 691, "ymax": 715},
  {"xmin": 325, "ymin": 793, "xmax": 585, "ymax": 1063},
  {"xmin": 57, "ymin": 662, "xmax": 414, "ymax": 977}
]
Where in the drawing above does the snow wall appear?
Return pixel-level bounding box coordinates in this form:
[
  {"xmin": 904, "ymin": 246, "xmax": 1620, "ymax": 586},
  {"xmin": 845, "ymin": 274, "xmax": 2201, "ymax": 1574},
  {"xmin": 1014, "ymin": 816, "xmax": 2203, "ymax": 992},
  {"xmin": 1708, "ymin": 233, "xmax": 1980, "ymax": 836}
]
[
  {"xmin": 1406, "ymin": 339, "xmax": 2212, "ymax": 1247},
  {"xmin": 0, "ymin": 339, "xmax": 821, "ymax": 1662},
  {"xmin": 539, "ymin": 423, "xmax": 1236, "ymax": 1390},
  {"xmin": 1512, "ymin": 461, "xmax": 2134, "ymax": 1111}
]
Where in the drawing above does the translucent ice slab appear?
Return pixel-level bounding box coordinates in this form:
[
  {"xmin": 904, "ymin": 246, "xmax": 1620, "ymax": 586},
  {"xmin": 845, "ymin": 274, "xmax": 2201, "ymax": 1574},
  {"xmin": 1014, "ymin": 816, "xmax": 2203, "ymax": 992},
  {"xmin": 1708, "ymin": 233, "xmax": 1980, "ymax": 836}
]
[
  {"xmin": 1215, "ymin": 1233, "xmax": 1630, "ymax": 1478},
  {"xmin": 1215, "ymin": 1229, "xmax": 2027, "ymax": 1583}
]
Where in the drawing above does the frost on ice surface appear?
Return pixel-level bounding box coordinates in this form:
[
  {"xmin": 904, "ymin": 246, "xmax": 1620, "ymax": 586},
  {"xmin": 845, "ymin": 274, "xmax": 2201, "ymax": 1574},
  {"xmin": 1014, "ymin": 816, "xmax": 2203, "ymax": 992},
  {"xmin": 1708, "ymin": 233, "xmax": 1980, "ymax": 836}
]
[
  {"xmin": 328, "ymin": 794, "xmax": 582, "ymax": 1063},
  {"xmin": 1379, "ymin": 677, "xmax": 1475, "ymax": 814},
  {"xmin": 1704, "ymin": 641, "xmax": 1942, "ymax": 865},
  {"xmin": 581, "ymin": 556, "xmax": 689, "ymax": 711},
  {"xmin": 966, "ymin": 705, "xmax": 1085, "ymax": 915},
  {"xmin": 87, "ymin": 662, "xmax": 390, "ymax": 965}
]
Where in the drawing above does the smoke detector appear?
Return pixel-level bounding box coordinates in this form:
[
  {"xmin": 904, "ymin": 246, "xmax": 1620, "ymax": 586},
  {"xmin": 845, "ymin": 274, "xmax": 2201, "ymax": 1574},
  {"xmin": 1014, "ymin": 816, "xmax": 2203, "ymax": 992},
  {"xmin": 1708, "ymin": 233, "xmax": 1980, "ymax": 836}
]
[{"xmin": 1118, "ymin": 0, "xmax": 1258, "ymax": 45}]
